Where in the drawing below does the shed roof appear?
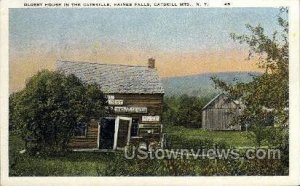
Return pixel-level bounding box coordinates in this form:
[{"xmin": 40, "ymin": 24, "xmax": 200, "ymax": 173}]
[
  {"xmin": 202, "ymin": 93, "xmax": 240, "ymax": 110},
  {"xmin": 56, "ymin": 60, "xmax": 164, "ymax": 94}
]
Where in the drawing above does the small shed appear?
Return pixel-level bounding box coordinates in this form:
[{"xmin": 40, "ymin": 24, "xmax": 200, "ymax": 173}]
[
  {"xmin": 202, "ymin": 93, "xmax": 242, "ymax": 130},
  {"xmin": 57, "ymin": 58, "xmax": 164, "ymax": 150}
]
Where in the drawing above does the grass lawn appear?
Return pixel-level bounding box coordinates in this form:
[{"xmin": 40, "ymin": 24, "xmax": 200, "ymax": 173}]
[
  {"xmin": 9, "ymin": 128, "xmax": 285, "ymax": 176},
  {"xmin": 165, "ymin": 126, "xmax": 256, "ymax": 148},
  {"xmin": 9, "ymin": 133, "xmax": 207, "ymax": 176},
  {"xmin": 9, "ymin": 134, "xmax": 112, "ymax": 176}
]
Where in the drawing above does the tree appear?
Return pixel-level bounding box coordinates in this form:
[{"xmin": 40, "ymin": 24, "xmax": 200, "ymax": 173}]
[
  {"xmin": 211, "ymin": 8, "xmax": 289, "ymax": 147},
  {"xmin": 176, "ymin": 95, "xmax": 204, "ymax": 128},
  {"xmin": 163, "ymin": 95, "xmax": 210, "ymax": 128},
  {"xmin": 10, "ymin": 70, "xmax": 108, "ymax": 154}
]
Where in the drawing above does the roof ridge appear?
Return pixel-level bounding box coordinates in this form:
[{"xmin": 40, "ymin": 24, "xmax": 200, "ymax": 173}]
[
  {"xmin": 57, "ymin": 59, "xmax": 164, "ymax": 94},
  {"xmin": 202, "ymin": 93, "xmax": 224, "ymax": 110},
  {"xmin": 57, "ymin": 60, "xmax": 149, "ymax": 68},
  {"xmin": 202, "ymin": 93, "xmax": 241, "ymax": 110}
]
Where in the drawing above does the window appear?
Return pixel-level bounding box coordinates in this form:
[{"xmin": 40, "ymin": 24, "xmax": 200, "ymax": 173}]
[
  {"xmin": 131, "ymin": 118, "xmax": 139, "ymax": 137},
  {"xmin": 74, "ymin": 122, "xmax": 87, "ymax": 137}
]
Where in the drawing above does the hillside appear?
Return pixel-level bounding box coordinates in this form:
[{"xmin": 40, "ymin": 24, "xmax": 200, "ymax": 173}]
[{"xmin": 161, "ymin": 72, "xmax": 261, "ymax": 97}]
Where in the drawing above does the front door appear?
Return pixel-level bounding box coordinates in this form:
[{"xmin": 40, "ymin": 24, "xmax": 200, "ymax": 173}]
[
  {"xmin": 99, "ymin": 118, "xmax": 115, "ymax": 149},
  {"xmin": 113, "ymin": 116, "xmax": 132, "ymax": 150}
]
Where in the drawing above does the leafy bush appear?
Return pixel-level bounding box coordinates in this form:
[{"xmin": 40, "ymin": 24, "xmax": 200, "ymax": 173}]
[{"xmin": 9, "ymin": 70, "xmax": 108, "ymax": 155}]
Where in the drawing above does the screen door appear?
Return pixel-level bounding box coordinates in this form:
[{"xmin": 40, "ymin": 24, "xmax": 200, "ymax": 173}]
[{"xmin": 113, "ymin": 116, "xmax": 132, "ymax": 150}]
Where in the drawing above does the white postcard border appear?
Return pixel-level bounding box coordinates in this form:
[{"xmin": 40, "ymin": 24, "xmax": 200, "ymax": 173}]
[{"xmin": 1, "ymin": 0, "xmax": 299, "ymax": 185}]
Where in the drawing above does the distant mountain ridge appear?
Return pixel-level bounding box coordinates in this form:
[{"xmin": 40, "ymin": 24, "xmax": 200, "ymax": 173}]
[{"xmin": 161, "ymin": 72, "xmax": 262, "ymax": 97}]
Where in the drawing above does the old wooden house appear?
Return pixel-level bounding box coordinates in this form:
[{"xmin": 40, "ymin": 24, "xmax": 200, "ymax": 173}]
[
  {"xmin": 202, "ymin": 93, "xmax": 242, "ymax": 130},
  {"xmin": 57, "ymin": 58, "xmax": 164, "ymax": 150}
]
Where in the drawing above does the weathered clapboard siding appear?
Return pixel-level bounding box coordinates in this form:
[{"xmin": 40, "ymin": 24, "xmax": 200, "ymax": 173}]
[
  {"xmin": 68, "ymin": 120, "xmax": 98, "ymax": 149},
  {"xmin": 68, "ymin": 93, "xmax": 164, "ymax": 149},
  {"xmin": 202, "ymin": 94, "xmax": 241, "ymax": 130},
  {"xmin": 58, "ymin": 59, "xmax": 165, "ymax": 149}
]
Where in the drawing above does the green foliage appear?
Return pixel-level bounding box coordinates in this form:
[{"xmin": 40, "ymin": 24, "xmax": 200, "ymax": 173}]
[
  {"xmin": 211, "ymin": 8, "xmax": 289, "ymax": 147},
  {"xmin": 9, "ymin": 92, "xmax": 23, "ymax": 131},
  {"xmin": 166, "ymin": 134, "xmax": 228, "ymax": 152},
  {"xmin": 103, "ymin": 153, "xmax": 197, "ymax": 176},
  {"xmin": 10, "ymin": 133, "xmax": 111, "ymax": 176},
  {"xmin": 10, "ymin": 133, "xmax": 288, "ymax": 176},
  {"xmin": 199, "ymin": 158, "xmax": 287, "ymax": 176},
  {"xmin": 9, "ymin": 70, "xmax": 108, "ymax": 154},
  {"xmin": 163, "ymin": 95, "xmax": 210, "ymax": 128},
  {"xmin": 165, "ymin": 126, "xmax": 255, "ymax": 148}
]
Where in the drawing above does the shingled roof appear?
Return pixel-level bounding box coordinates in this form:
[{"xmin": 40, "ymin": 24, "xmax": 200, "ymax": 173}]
[{"xmin": 56, "ymin": 60, "xmax": 164, "ymax": 94}]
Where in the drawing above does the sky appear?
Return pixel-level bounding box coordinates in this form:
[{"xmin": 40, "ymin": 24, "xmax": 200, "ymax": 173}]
[{"xmin": 9, "ymin": 8, "xmax": 282, "ymax": 92}]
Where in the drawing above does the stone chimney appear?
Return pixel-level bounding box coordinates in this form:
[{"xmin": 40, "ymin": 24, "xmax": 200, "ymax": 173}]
[{"xmin": 148, "ymin": 58, "xmax": 155, "ymax": 69}]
